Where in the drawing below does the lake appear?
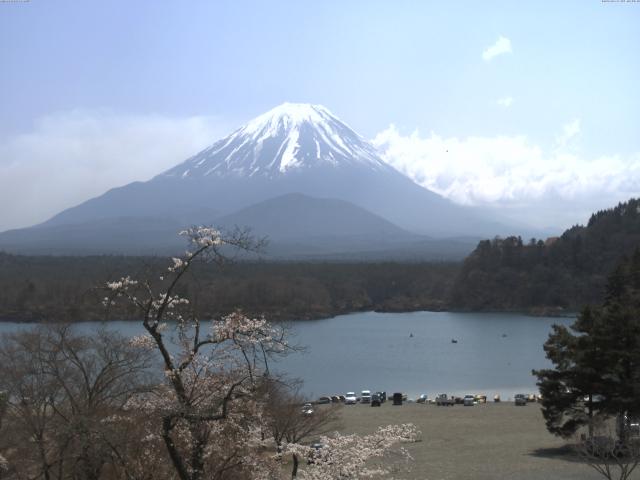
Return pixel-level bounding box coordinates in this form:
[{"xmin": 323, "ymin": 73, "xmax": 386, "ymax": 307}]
[{"xmin": 0, "ymin": 311, "xmax": 573, "ymax": 400}]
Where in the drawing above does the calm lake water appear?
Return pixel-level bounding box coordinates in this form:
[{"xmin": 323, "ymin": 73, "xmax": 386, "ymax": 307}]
[{"xmin": 0, "ymin": 311, "xmax": 573, "ymax": 400}]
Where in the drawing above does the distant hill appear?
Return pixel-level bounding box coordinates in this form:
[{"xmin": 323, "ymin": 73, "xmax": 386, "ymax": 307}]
[
  {"xmin": 0, "ymin": 193, "xmax": 478, "ymax": 260},
  {"xmin": 450, "ymin": 198, "xmax": 640, "ymax": 312},
  {"xmin": 214, "ymin": 193, "xmax": 477, "ymax": 259},
  {"xmin": 216, "ymin": 193, "xmax": 414, "ymax": 241}
]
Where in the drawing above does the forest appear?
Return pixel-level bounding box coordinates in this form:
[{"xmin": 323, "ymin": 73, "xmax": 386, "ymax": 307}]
[
  {"xmin": 2, "ymin": 198, "xmax": 639, "ymax": 322},
  {"xmin": 0, "ymin": 254, "xmax": 458, "ymax": 323},
  {"xmin": 450, "ymin": 198, "xmax": 640, "ymax": 313}
]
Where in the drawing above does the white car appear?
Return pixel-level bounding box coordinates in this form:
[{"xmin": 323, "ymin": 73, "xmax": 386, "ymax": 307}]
[
  {"xmin": 463, "ymin": 395, "xmax": 476, "ymax": 406},
  {"xmin": 345, "ymin": 392, "xmax": 357, "ymax": 405},
  {"xmin": 301, "ymin": 403, "xmax": 314, "ymax": 415},
  {"xmin": 361, "ymin": 390, "xmax": 372, "ymax": 404}
]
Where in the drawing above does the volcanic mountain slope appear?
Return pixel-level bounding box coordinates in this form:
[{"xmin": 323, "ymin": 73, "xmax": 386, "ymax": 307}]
[{"xmin": 0, "ymin": 103, "xmax": 518, "ymax": 255}]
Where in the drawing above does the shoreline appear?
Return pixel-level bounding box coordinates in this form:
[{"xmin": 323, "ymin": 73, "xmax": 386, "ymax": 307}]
[{"xmin": 0, "ymin": 306, "xmax": 578, "ymax": 324}]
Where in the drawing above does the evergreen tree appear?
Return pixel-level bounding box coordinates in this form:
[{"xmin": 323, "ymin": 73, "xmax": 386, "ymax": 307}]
[{"xmin": 534, "ymin": 249, "xmax": 640, "ymax": 438}]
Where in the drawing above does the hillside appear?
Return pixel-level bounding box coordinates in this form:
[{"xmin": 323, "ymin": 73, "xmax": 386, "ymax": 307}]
[{"xmin": 450, "ymin": 198, "xmax": 640, "ymax": 312}]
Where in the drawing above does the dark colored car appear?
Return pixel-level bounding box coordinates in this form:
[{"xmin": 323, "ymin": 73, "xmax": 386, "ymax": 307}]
[
  {"xmin": 377, "ymin": 391, "xmax": 387, "ymax": 403},
  {"xmin": 515, "ymin": 394, "xmax": 527, "ymax": 406},
  {"xmin": 393, "ymin": 392, "xmax": 403, "ymax": 405},
  {"xmin": 371, "ymin": 394, "xmax": 381, "ymax": 407},
  {"xmin": 317, "ymin": 396, "xmax": 331, "ymax": 404}
]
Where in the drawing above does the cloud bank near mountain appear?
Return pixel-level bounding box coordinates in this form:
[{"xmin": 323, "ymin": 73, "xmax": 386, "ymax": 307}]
[
  {"xmin": 372, "ymin": 124, "xmax": 640, "ymax": 229},
  {"xmin": 0, "ymin": 110, "xmax": 226, "ymax": 231}
]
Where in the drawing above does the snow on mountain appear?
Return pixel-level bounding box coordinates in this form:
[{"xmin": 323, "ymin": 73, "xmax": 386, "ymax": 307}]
[{"xmin": 162, "ymin": 103, "xmax": 393, "ymax": 178}]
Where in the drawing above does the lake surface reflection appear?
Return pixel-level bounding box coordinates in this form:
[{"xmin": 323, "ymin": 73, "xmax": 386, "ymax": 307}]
[{"xmin": 0, "ymin": 311, "xmax": 573, "ymax": 400}]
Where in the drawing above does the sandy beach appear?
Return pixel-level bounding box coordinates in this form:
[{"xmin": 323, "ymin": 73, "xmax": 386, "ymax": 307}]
[{"xmin": 333, "ymin": 401, "xmax": 629, "ymax": 480}]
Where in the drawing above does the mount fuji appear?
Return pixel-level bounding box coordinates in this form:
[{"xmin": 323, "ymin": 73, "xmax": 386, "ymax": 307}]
[{"xmin": 0, "ymin": 103, "xmax": 519, "ymax": 256}]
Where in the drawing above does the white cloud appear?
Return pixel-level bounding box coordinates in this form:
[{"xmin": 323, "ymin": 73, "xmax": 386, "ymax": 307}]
[
  {"xmin": 556, "ymin": 118, "xmax": 581, "ymax": 146},
  {"xmin": 0, "ymin": 110, "xmax": 228, "ymax": 231},
  {"xmin": 372, "ymin": 125, "xmax": 640, "ymax": 229},
  {"xmin": 482, "ymin": 36, "xmax": 512, "ymax": 61},
  {"xmin": 497, "ymin": 96, "xmax": 514, "ymax": 108}
]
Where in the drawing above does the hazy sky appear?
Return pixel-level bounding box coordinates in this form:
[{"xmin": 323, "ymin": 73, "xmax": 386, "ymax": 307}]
[{"xmin": 0, "ymin": 1, "xmax": 638, "ymax": 231}]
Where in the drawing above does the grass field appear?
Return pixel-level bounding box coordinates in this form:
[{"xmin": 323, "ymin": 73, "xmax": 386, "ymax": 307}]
[{"xmin": 331, "ymin": 401, "xmax": 630, "ymax": 480}]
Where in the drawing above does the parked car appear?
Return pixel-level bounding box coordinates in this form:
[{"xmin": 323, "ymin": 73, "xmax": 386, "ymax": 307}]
[
  {"xmin": 436, "ymin": 394, "xmax": 455, "ymax": 406},
  {"xmin": 514, "ymin": 394, "xmax": 527, "ymax": 406},
  {"xmin": 463, "ymin": 395, "xmax": 476, "ymax": 406},
  {"xmin": 361, "ymin": 390, "xmax": 372, "ymax": 404},
  {"xmin": 392, "ymin": 392, "xmax": 403, "ymax": 405},
  {"xmin": 317, "ymin": 396, "xmax": 331, "ymax": 404},
  {"xmin": 330, "ymin": 395, "xmax": 341, "ymax": 403},
  {"xmin": 302, "ymin": 403, "xmax": 314, "ymax": 415},
  {"xmin": 307, "ymin": 442, "xmax": 325, "ymax": 465},
  {"xmin": 376, "ymin": 391, "xmax": 387, "ymax": 403},
  {"xmin": 345, "ymin": 392, "xmax": 357, "ymax": 405},
  {"xmin": 475, "ymin": 394, "xmax": 487, "ymax": 404},
  {"xmin": 416, "ymin": 394, "xmax": 428, "ymax": 404},
  {"xmin": 371, "ymin": 393, "xmax": 381, "ymax": 407}
]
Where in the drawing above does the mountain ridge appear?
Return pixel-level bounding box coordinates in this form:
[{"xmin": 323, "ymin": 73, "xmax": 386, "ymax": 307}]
[{"xmin": 1, "ymin": 103, "xmax": 531, "ymax": 254}]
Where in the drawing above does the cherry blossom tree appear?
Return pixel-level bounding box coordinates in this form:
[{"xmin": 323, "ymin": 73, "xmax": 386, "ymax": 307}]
[
  {"xmin": 102, "ymin": 226, "xmax": 424, "ymax": 480},
  {"xmin": 262, "ymin": 381, "xmax": 342, "ymax": 478},
  {"xmin": 104, "ymin": 226, "xmax": 293, "ymax": 480},
  {"xmin": 285, "ymin": 423, "xmax": 419, "ymax": 479}
]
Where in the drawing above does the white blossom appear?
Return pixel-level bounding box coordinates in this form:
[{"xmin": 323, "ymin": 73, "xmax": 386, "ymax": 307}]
[
  {"xmin": 129, "ymin": 334, "xmax": 156, "ymax": 350},
  {"xmin": 180, "ymin": 226, "xmax": 224, "ymax": 248},
  {"xmin": 167, "ymin": 257, "xmax": 185, "ymax": 272},
  {"xmin": 105, "ymin": 275, "xmax": 138, "ymax": 291},
  {"xmin": 286, "ymin": 423, "xmax": 419, "ymax": 479}
]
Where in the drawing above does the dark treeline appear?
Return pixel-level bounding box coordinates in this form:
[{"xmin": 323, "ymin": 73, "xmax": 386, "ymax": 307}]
[
  {"xmin": 4, "ymin": 198, "xmax": 640, "ymax": 321},
  {"xmin": 0, "ymin": 254, "xmax": 459, "ymax": 322},
  {"xmin": 450, "ymin": 198, "xmax": 640, "ymax": 313}
]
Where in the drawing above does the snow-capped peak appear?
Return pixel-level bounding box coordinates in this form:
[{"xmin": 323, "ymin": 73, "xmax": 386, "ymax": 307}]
[
  {"xmin": 241, "ymin": 103, "xmax": 337, "ymax": 136},
  {"xmin": 162, "ymin": 103, "xmax": 392, "ymax": 179}
]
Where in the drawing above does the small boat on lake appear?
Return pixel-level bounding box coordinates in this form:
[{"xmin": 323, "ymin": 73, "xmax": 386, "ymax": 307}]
[{"xmin": 451, "ymin": 338, "xmax": 458, "ymax": 343}]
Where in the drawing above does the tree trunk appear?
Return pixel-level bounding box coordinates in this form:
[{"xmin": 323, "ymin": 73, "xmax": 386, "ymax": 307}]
[
  {"xmin": 162, "ymin": 417, "xmax": 191, "ymax": 480},
  {"xmin": 588, "ymin": 394, "xmax": 593, "ymax": 438},
  {"xmin": 291, "ymin": 453, "xmax": 299, "ymax": 479}
]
